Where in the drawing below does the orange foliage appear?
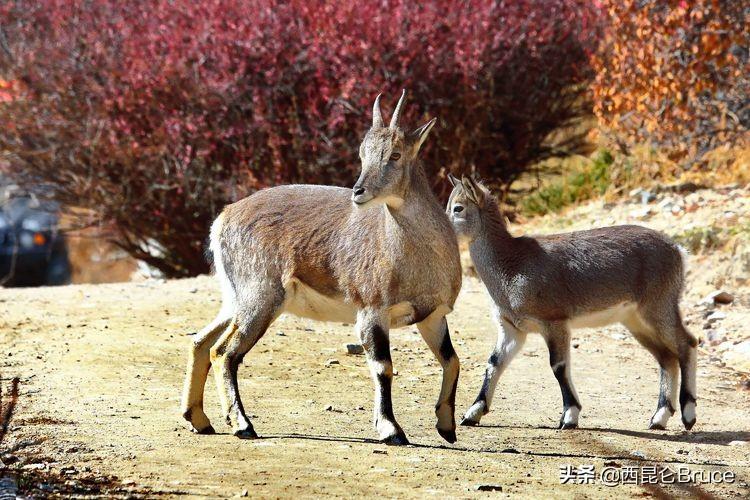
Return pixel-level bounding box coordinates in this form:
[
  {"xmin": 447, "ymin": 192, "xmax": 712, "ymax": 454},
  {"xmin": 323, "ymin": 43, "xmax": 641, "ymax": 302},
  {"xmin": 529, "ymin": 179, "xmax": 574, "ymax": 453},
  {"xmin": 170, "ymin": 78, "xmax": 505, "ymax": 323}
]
[{"xmin": 592, "ymin": 0, "xmax": 749, "ymax": 160}]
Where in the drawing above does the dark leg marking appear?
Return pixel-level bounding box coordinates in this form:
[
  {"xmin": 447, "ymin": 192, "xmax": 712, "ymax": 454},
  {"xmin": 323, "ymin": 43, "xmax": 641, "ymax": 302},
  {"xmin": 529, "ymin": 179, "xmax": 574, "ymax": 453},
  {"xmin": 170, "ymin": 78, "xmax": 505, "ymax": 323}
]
[
  {"xmin": 679, "ymin": 386, "xmax": 697, "ymax": 431},
  {"xmin": 551, "ymin": 361, "xmax": 581, "ymax": 430},
  {"xmin": 228, "ymin": 354, "xmax": 258, "ymax": 439},
  {"xmin": 368, "ymin": 325, "xmax": 408, "ymax": 445},
  {"xmin": 460, "ymin": 353, "xmax": 497, "ymax": 427}
]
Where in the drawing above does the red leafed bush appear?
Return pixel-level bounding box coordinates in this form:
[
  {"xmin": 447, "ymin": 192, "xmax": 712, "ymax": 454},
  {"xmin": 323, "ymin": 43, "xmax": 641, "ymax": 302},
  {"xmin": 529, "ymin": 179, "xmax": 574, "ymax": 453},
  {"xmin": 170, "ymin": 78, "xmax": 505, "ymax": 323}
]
[
  {"xmin": 592, "ymin": 0, "xmax": 749, "ymax": 160},
  {"xmin": 0, "ymin": 0, "xmax": 601, "ymax": 277}
]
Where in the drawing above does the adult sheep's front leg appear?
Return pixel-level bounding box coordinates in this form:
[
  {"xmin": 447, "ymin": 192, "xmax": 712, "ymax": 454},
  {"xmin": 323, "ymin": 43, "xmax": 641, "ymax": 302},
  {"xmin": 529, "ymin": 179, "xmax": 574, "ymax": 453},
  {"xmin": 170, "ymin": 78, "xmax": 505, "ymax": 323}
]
[
  {"xmin": 416, "ymin": 309, "xmax": 460, "ymax": 443},
  {"xmin": 357, "ymin": 308, "xmax": 408, "ymax": 445}
]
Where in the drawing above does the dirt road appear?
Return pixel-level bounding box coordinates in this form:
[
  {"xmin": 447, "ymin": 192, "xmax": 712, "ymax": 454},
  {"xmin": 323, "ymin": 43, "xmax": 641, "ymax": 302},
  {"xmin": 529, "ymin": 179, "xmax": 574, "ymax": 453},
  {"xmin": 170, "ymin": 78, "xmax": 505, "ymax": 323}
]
[{"xmin": 1, "ymin": 274, "xmax": 749, "ymax": 498}]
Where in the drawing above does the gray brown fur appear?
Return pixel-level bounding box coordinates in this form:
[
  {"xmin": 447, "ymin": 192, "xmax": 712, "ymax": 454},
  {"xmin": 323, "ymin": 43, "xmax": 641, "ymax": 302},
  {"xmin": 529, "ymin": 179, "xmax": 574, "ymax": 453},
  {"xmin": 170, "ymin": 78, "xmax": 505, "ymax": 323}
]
[
  {"xmin": 181, "ymin": 92, "xmax": 462, "ymax": 445},
  {"xmin": 447, "ymin": 176, "xmax": 697, "ymax": 431}
]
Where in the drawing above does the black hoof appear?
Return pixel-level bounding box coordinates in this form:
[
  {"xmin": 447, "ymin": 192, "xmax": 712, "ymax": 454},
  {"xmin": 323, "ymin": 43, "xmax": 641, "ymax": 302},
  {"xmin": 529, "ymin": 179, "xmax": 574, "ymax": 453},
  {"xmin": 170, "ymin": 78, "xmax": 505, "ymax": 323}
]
[
  {"xmin": 460, "ymin": 417, "xmax": 479, "ymax": 427},
  {"xmin": 382, "ymin": 432, "xmax": 409, "ymax": 446},
  {"xmin": 682, "ymin": 418, "xmax": 696, "ymax": 431},
  {"xmin": 649, "ymin": 421, "xmax": 666, "ymax": 431},
  {"xmin": 196, "ymin": 425, "xmax": 216, "ymax": 435},
  {"xmin": 437, "ymin": 428, "xmax": 457, "ymax": 444},
  {"xmin": 234, "ymin": 427, "xmax": 259, "ymax": 439}
]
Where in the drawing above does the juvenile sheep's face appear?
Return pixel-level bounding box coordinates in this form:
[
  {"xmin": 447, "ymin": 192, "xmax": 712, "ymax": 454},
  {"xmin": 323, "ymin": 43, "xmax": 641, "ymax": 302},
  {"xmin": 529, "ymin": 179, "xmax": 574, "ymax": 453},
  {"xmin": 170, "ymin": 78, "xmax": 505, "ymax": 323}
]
[
  {"xmin": 352, "ymin": 91, "xmax": 436, "ymax": 209},
  {"xmin": 446, "ymin": 175, "xmax": 486, "ymax": 242}
]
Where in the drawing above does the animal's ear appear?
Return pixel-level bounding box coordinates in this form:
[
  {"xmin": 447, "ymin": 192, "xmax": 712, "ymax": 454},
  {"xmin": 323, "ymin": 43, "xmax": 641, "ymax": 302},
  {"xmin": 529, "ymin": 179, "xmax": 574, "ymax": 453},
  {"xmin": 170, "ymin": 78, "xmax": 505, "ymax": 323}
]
[
  {"xmin": 409, "ymin": 117, "xmax": 437, "ymax": 152},
  {"xmin": 461, "ymin": 176, "xmax": 484, "ymax": 206},
  {"xmin": 447, "ymin": 173, "xmax": 459, "ymax": 187}
]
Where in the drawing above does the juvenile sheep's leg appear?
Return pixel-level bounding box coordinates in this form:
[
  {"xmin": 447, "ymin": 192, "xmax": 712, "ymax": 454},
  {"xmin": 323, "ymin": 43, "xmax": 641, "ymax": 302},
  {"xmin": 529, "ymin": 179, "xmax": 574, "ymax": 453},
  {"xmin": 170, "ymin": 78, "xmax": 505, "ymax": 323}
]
[
  {"xmin": 543, "ymin": 322, "xmax": 581, "ymax": 430},
  {"xmin": 358, "ymin": 308, "xmax": 407, "ymax": 445},
  {"xmin": 417, "ymin": 311, "xmax": 460, "ymax": 443},
  {"xmin": 622, "ymin": 315, "xmax": 679, "ymax": 430},
  {"xmin": 462, "ymin": 316, "xmax": 526, "ymax": 426},
  {"xmin": 676, "ymin": 321, "xmax": 698, "ymax": 430},
  {"xmin": 636, "ymin": 305, "xmax": 698, "ymax": 430}
]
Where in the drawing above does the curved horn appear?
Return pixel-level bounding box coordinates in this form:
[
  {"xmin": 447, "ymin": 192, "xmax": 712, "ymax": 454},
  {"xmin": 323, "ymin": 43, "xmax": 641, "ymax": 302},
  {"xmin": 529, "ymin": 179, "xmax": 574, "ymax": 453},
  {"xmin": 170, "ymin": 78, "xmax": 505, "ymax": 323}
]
[
  {"xmin": 372, "ymin": 93, "xmax": 384, "ymax": 128},
  {"xmin": 389, "ymin": 89, "xmax": 407, "ymax": 129}
]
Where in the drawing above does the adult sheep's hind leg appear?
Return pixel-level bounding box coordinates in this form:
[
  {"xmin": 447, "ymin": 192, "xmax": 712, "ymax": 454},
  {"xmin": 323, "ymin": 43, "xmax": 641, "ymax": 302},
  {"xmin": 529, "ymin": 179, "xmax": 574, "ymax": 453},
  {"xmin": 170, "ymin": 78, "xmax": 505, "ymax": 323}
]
[
  {"xmin": 210, "ymin": 286, "xmax": 284, "ymax": 439},
  {"xmin": 181, "ymin": 311, "xmax": 231, "ymax": 434}
]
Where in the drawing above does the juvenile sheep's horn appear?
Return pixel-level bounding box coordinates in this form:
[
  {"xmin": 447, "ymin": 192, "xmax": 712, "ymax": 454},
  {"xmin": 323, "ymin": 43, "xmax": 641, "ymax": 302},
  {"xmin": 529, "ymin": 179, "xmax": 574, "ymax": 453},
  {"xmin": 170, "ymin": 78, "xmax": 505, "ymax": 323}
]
[
  {"xmin": 372, "ymin": 93, "xmax": 384, "ymax": 128},
  {"xmin": 389, "ymin": 89, "xmax": 407, "ymax": 129}
]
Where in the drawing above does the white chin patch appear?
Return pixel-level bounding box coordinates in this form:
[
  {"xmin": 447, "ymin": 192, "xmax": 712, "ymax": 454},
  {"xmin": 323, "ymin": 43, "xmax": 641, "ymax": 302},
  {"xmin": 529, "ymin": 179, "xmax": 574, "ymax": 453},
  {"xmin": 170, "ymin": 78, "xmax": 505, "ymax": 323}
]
[
  {"xmin": 563, "ymin": 406, "xmax": 580, "ymax": 426},
  {"xmin": 651, "ymin": 406, "xmax": 672, "ymax": 427},
  {"xmin": 682, "ymin": 402, "xmax": 696, "ymax": 423},
  {"xmin": 464, "ymin": 402, "xmax": 486, "ymax": 422}
]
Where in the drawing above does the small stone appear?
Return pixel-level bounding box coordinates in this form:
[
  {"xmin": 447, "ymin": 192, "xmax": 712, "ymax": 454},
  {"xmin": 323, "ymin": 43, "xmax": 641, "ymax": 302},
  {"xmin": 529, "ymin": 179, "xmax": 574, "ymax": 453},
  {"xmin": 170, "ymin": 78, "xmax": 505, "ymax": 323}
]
[
  {"xmin": 476, "ymin": 484, "xmax": 503, "ymax": 492},
  {"xmin": 710, "ymin": 291, "xmax": 734, "ymax": 305},
  {"xmin": 373, "ymin": 449, "xmax": 387, "ymax": 454},
  {"xmin": 728, "ymin": 441, "xmax": 748, "ymax": 447},
  {"xmin": 325, "ymin": 359, "xmax": 340, "ymax": 366},
  {"xmin": 705, "ymin": 330, "xmax": 726, "ymax": 346},
  {"xmin": 631, "ymin": 450, "xmax": 646, "ymax": 459},
  {"xmin": 705, "ymin": 311, "xmax": 727, "ymax": 324},
  {"xmin": 238, "ymin": 490, "xmax": 249, "ymax": 497},
  {"xmin": 345, "ymin": 343, "xmax": 364, "ymax": 355}
]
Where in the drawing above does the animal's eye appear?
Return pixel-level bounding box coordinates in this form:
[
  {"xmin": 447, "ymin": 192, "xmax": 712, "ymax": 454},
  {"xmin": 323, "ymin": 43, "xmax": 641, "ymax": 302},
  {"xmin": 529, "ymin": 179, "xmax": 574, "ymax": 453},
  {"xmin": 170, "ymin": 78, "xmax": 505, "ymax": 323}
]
[
  {"xmin": 389, "ymin": 152, "xmax": 401, "ymax": 161},
  {"xmin": 453, "ymin": 205, "xmax": 465, "ymax": 214}
]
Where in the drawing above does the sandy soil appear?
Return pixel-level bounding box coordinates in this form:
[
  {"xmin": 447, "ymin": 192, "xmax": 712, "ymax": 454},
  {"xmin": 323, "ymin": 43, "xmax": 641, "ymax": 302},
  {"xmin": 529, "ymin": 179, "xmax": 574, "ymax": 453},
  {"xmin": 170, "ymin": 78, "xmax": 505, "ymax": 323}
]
[{"xmin": 1, "ymin": 273, "xmax": 749, "ymax": 498}]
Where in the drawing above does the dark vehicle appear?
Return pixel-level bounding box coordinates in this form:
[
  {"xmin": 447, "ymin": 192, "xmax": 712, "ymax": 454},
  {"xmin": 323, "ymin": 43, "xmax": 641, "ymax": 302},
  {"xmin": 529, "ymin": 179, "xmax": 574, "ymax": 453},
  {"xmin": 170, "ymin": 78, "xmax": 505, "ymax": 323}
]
[{"xmin": 0, "ymin": 191, "xmax": 71, "ymax": 287}]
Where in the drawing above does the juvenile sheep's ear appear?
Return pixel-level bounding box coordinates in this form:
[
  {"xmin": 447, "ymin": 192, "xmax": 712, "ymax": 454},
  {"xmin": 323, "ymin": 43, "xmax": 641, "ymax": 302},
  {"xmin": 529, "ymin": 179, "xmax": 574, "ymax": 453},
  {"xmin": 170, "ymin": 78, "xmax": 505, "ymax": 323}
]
[
  {"xmin": 461, "ymin": 175, "xmax": 483, "ymax": 206},
  {"xmin": 447, "ymin": 173, "xmax": 459, "ymax": 187}
]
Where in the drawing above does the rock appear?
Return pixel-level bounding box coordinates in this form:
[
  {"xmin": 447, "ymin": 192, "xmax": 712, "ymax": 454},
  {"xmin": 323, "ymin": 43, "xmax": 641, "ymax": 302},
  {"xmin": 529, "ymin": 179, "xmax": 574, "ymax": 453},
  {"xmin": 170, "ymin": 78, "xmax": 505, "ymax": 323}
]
[
  {"xmin": 629, "ymin": 188, "xmax": 655, "ymax": 204},
  {"xmin": 630, "ymin": 206, "xmax": 652, "ymax": 219},
  {"xmin": 237, "ymin": 490, "xmax": 249, "ymax": 497},
  {"xmin": 631, "ymin": 450, "xmax": 646, "ymax": 459},
  {"xmin": 657, "ymin": 198, "xmax": 674, "ymax": 212},
  {"xmin": 721, "ymin": 340, "xmax": 750, "ymax": 373},
  {"xmin": 705, "ymin": 311, "xmax": 727, "ymax": 324},
  {"xmin": 705, "ymin": 329, "xmax": 726, "ymax": 346},
  {"xmin": 345, "ymin": 343, "xmax": 364, "ymax": 355},
  {"xmin": 701, "ymin": 290, "xmax": 734, "ymax": 305},
  {"xmin": 324, "ymin": 358, "xmax": 340, "ymax": 366},
  {"xmin": 476, "ymin": 484, "xmax": 503, "ymax": 492},
  {"xmin": 373, "ymin": 449, "xmax": 387, "ymax": 455},
  {"xmin": 610, "ymin": 333, "xmax": 627, "ymax": 341},
  {"xmin": 728, "ymin": 441, "xmax": 748, "ymax": 447}
]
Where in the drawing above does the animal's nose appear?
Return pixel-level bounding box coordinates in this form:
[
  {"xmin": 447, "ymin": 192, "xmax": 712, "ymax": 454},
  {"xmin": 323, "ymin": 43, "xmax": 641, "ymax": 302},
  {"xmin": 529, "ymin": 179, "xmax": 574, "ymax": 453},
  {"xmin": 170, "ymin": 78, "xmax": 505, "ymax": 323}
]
[
  {"xmin": 353, "ymin": 185, "xmax": 366, "ymax": 196},
  {"xmin": 453, "ymin": 205, "xmax": 464, "ymax": 213}
]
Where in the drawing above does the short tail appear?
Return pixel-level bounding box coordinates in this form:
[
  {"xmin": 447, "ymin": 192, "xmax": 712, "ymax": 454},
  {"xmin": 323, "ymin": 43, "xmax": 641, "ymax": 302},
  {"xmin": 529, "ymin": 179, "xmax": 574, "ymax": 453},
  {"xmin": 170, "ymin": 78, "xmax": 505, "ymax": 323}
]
[{"xmin": 209, "ymin": 211, "xmax": 236, "ymax": 316}]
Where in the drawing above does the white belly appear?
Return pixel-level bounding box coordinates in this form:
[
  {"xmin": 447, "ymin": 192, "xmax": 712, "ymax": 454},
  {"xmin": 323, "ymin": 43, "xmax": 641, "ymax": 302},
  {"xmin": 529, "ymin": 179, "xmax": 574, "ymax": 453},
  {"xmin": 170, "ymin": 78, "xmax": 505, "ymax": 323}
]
[
  {"xmin": 568, "ymin": 302, "xmax": 638, "ymax": 329},
  {"xmin": 282, "ymin": 278, "xmax": 416, "ymax": 327}
]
